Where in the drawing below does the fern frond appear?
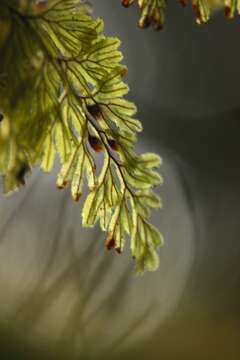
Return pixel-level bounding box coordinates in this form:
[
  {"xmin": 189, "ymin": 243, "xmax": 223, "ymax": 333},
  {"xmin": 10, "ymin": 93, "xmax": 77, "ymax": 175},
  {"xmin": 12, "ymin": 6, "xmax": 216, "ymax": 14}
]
[
  {"xmin": 0, "ymin": 0, "xmax": 163, "ymax": 272},
  {"xmin": 122, "ymin": 0, "xmax": 167, "ymax": 30},
  {"xmin": 121, "ymin": 0, "xmax": 237, "ymax": 29}
]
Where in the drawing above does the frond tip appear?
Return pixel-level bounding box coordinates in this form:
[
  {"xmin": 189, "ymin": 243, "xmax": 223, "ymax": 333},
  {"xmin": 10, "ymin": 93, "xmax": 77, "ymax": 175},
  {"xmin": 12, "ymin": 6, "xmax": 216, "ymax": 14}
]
[
  {"xmin": 122, "ymin": 0, "xmax": 167, "ymax": 30},
  {"xmin": 122, "ymin": 0, "xmax": 239, "ymax": 29},
  {"xmin": 0, "ymin": 0, "xmax": 163, "ymax": 272}
]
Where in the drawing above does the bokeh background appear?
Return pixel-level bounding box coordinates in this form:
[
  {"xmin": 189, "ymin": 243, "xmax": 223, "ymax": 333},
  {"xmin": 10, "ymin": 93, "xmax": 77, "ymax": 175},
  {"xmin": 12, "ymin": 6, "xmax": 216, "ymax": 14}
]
[{"xmin": 0, "ymin": 1, "xmax": 240, "ymax": 359}]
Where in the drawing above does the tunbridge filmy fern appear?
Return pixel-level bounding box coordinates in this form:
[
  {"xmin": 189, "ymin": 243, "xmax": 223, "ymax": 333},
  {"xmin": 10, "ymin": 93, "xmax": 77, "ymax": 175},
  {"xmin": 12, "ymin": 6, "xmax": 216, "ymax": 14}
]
[
  {"xmin": 122, "ymin": 0, "xmax": 240, "ymax": 29},
  {"xmin": 0, "ymin": 0, "xmax": 163, "ymax": 272}
]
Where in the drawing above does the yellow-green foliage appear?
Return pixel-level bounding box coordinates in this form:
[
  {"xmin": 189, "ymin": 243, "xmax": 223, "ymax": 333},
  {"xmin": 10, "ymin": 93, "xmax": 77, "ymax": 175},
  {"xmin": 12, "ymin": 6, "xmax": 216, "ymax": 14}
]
[
  {"xmin": 0, "ymin": 0, "xmax": 163, "ymax": 272},
  {"xmin": 122, "ymin": 0, "xmax": 239, "ymax": 28}
]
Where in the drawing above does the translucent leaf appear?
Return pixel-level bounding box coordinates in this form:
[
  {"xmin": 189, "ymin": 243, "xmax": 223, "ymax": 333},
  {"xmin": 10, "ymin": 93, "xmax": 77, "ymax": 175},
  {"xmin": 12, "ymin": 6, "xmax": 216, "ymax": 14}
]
[
  {"xmin": 122, "ymin": 0, "xmax": 239, "ymax": 28},
  {"xmin": 0, "ymin": 0, "xmax": 163, "ymax": 273},
  {"xmin": 41, "ymin": 133, "xmax": 56, "ymax": 172}
]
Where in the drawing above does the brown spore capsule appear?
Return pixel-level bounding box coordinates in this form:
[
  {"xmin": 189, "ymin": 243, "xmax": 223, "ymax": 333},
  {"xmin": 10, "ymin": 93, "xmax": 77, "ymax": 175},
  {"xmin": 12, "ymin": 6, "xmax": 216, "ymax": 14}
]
[
  {"xmin": 107, "ymin": 138, "xmax": 119, "ymax": 151},
  {"xmin": 16, "ymin": 163, "xmax": 30, "ymax": 186},
  {"xmin": 120, "ymin": 67, "xmax": 128, "ymax": 78},
  {"xmin": 179, "ymin": 0, "xmax": 188, "ymax": 6},
  {"xmin": 105, "ymin": 237, "xmax": 115, "ymax": 251},
  {"xmin": 224, "ymin": 6, "xmax": 232, "ymax": 19},
  {"xmin": 88, "ymin": 134, "xmax": 103, "ymax": 153},
  {"xmin": 73, "ymin": 192, "xmax": 81, "ymax": 202},
  {"xmin": 86, "ymin": 104, "xmax": 101, "ymax": 119},
  {"xmin": 57, "ymin": 180, "xmax": 68, "ymax": 190},
  {"xmin": 35, "ymin": 0, "xmax": 48, "ymax": 14},
  {"xmin": 115, "ymin": 247, "xmax": 122, "ymax": 254},
  {"xmin": 122, "ymin": 0, "xmax": 134, "ymax": 7}
]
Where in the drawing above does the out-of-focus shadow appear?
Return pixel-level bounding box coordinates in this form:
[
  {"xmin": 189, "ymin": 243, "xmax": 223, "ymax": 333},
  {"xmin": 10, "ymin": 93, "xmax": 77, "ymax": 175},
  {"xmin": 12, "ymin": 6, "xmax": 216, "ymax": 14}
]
[{"xmin": 0, "ymin": 150, "xmax": 194, "ymax": 359}]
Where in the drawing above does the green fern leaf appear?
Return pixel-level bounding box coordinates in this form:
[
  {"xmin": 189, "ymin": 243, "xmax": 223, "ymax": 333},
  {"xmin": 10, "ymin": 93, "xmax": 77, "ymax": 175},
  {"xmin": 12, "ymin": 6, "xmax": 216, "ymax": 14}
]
[
  {"xmin": 121, "ymin": 0, "xmax": 238, "ymax": 28},
  {"xmin": 0, "ymin": 0, "xmax": 163, "ymax": 272}
]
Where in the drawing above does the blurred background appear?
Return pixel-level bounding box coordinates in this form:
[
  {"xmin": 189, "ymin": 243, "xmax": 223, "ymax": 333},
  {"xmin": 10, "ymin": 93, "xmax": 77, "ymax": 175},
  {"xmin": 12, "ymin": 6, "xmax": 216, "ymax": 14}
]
[{"xmin": 0, "ymin": 1, "xmax": 240, "ymax": 359}]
